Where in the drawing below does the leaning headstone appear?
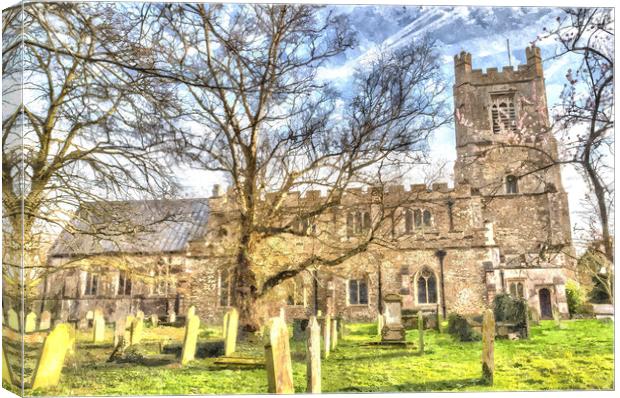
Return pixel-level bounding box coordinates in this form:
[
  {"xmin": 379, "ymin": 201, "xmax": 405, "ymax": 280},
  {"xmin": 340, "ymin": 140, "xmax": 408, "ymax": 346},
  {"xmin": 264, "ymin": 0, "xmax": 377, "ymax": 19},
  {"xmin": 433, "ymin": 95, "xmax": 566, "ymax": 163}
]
[
  {"xmin": 323, "ymin": 315, "xmax": 331, "ymax": 358},
  {"xmin": 181, "ymin": 315, "xmax": 200, "ymax": 365},
  {"xmin": 93, "ymin": 314, "xmax": 105, "ymax": 343},
  {"xmin": 187, "ymin": 306, "xmax": 196, "ymax": 319},
  {"xmin": 306, "ymin": 316, "xmax": 321, "ymax": 393},
  {"xmin": 130, "ymin": 316, "xmax": 143, "ymax": 345},
  {"xmin": 113, "ymin": 318, "xmax": 126, "ymax": 348},
  {"xmin": 31, "ymin": 323, "xmax": 72, "ymax": 390},
  {"xmin": 151, "ymin": 314, "xmax": 159, "ymax": 328},
  {"xmin": 418, "ymin": 312, "xmax": 425, "ymax": 355},
  {"xmin": 377, "ymin": 313, "xmax": 384, "ymax": 336},
  {"xmin": 39, "ymin": 310, "xmax": 52, "ymax": 331},
  {"xmin": 222, "ymin": 311, "xmax": 230, "ymax": 338},
  {"xmin": 264, "ymin": 316, "xmax": 294, "ymax": 394},
  {"xmin": 330, "ymin": 319, "xmax": 338, "ymax": 350},
  {"xmin": 224, "ymin": 308, "xmax": 239, "ymax": 356},
  {"xmin": 482, "ymin": 309, "xmax": 495, "ymax": 385},
  {"xmin": 167, "ymin": 311, "xmax": 176, "ymax": 323},
  {"xmin": 7, "ymin": 309, "xmax": 19, "ymax": 331},
  {"xmin": 25, "ymin": 312, "xmax": 37, "ymax": 333}
]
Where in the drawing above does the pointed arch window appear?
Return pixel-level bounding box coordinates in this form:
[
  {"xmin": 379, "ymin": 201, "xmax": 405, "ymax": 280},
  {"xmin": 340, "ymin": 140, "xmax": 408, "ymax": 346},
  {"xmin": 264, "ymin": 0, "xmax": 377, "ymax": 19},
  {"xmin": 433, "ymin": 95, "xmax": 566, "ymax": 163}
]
[
  {"xmin": 417, "ymin": 269, "xmax": 437, "ymax": 304},
  {"xmin": 405, "ymin": 209, "xmax": 414, "ymax": 233},
  {"xmin": 423, "ymin": 210, "xmax": 432, "ymax": 227},
  {"xmin": 491, "ymin": 94, "xmax": 517, "ymax": 133},
  {"xmin": 506, "ymin": 175, "xmax": 519, "ymax": 194},
  {"xmin": 414, "ymin": 209, "xmax": 422, "ymax": 227}
]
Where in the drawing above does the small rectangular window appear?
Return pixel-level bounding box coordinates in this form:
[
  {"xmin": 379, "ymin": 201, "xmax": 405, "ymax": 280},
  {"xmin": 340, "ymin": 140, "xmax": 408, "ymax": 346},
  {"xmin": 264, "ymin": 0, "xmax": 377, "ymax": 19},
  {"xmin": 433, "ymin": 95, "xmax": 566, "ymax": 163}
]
[{"xmin": 349, "ymin": 279, "xmax": 368, "ymax": 305}]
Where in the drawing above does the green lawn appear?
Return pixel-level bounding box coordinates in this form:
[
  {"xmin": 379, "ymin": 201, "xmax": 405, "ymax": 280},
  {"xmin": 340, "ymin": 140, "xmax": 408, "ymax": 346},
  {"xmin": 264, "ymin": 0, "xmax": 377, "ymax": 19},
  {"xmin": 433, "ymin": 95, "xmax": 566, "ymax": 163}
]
[{"xmin": 4, "ymin": 319, "xmax": 614, "ymax": 396}]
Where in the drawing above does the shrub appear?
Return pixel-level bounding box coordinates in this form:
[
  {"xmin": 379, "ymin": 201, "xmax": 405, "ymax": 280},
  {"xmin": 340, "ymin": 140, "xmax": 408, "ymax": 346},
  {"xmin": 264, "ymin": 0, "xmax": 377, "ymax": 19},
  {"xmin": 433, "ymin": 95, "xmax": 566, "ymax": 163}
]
[
  {"xmin": 565, "ymin": 279, "xmax": 585, "ymax": 317},
  {"xmin": 493, "ymin": 294, "xmax": 527, "ymax": 325},
  {"xmin": 447, "ymin": 314, "xmax": 481, "ymax": 342}
]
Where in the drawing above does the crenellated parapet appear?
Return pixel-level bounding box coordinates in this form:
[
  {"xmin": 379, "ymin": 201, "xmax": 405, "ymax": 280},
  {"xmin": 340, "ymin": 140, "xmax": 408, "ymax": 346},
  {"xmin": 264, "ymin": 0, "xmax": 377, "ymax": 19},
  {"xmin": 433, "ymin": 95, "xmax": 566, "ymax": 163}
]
[{"xmin": 454, "ymin": 45, "xmax": 544, "ymax": 87}]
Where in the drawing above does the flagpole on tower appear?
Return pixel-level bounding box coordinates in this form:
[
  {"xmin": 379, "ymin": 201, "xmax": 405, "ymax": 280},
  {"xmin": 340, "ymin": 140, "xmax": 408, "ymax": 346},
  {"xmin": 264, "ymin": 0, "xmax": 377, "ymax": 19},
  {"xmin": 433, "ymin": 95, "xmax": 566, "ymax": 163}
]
[{"xmin": 506, "ymin": 38, "xmax": 512, "ymax": 67}]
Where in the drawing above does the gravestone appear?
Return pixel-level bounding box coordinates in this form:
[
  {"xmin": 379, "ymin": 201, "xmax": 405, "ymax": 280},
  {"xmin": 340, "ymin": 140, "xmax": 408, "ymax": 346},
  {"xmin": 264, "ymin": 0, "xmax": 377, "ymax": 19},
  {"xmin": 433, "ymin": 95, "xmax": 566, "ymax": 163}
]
[
  {"xmin": 418, "ymin": 312, "xmax": 425, "ymax": 355},
  {"xmin": 130, "ymin": 316, "xmax": 143, "ymax": 345},
  {"xmin": 151, "ymin": 314, "xmax": 158, "ymax": 327},
  {"xmin": 482, "ymin": 309, "xmax": 495, "ymax": 385},
  {"xmin": 126, "ymin": 314, "xmax": 135, "ymax": 326},
  {"xmin": 382, "ymin": 294, "xmax": 405, "ymax": 342},
  {"xmin": 7, "ymin": 309, "xmax": 19, "ymax": 331},
  {"xmin": 264, "ymin": 316, "xmax": 294, "ymax": 394},
  {"xmin": 136, "ymin": 310, "xmax": 145, "ymax": 320},
  {"xmin": 25, "ymin": 312, "xmax": 37, "ymax": 333},
  {"xmin": 279, "ymin": 307, "xmax": 285, "ymax": 321},
  {"xmin": 113, "ymin": 318, "xmax": 126, "ymax": 348},
  {"xmin": 293, "ymin": 318, "xmax": 309, "ymax": 341},
  {"xmin": 530, "ymin": 307, "xmax": 540, "ymax": 326},
  {"xmin": 168, "ymin": 311, "xmax": 176, "ymax": 323},
  {"xmin": 323, "ymin": 315, "xmax": 331, "ymax": 358},
  {"xmin": 181, "ymin": 315, "xmax": 200, "ymax": 365},
  {"xmin": 222, "ymin": 311, "xmax": 230, "ymax": 338},
  {"xmin": 338, "ymin": 318, "xmax": 346, "ymax": 340},
  {"xmin": 377, "ymin": 313, "xmax": 384, "ymax": 336},
  {"xmin": 85, "ymin": 310, "xmax": 94, "ymax": 320},
  {"xmin": 306, "ymin": 316, "xmax": 321, "ymax": 393},
  {"xmin": 39, "ymin": 310, "xmax": 52, "ymax": 331},
  {"xmin": 187, "ymin": 306, "xmax": 196, "ymax": 319},
  {"xmin": 224, "ymin": 308, "xmax": 239, "ymax": 356},
  {"xmin": 330, "ymin": 319, "xmax": 338, "ymax": 350},
  {"xmin": 78, "ymin": 318, "xmax": 89, "ymax": 330},
  {"xmin": 93, "ymin": 314, "xmax": 105, "ymax": 343},
  {"xmin": 552, "ymin": 304, "xmax": 565, "ymax": 329},
  {"xmin": 94, "ymin": 308, "xmax": 103, "ymax": 320},
  {"xmin": 31, "ymin": 323, "xmax": 72, "ymax": 390}
]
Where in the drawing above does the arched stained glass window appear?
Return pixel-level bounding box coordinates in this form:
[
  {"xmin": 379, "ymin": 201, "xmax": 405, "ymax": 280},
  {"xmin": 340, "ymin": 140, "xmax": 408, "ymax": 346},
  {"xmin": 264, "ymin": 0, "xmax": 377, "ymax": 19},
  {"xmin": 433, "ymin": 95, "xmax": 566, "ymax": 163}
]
[{"xmin": 417, "ymin": 269, "xmax": 438, "ymax": 304}]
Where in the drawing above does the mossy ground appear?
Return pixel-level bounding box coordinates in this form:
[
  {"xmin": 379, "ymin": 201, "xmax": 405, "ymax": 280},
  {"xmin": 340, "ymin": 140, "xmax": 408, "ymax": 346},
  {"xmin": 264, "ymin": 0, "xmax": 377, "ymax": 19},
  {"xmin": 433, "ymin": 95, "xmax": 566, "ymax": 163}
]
[{"xmin": 3, "ymin": 319, "xmax": 614, "ymax": 396}]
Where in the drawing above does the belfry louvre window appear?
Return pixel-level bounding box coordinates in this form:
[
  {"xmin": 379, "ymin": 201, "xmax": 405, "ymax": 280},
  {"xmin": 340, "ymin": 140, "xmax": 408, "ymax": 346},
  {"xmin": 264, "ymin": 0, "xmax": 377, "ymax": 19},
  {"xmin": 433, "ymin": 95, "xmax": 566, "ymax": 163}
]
[
  {"xmin": 349, "ymin": 279, "xmax": 369, "ymax": 305},
  {"xmin": 491, "ymin": 94, "xmax": 518, "ymax": 133},
  {"xmin": 417, "ymin": 269, "xmax": 437, "ymax": 304},
  {"xmin": 346, "ymin": 210, "xmax": 372, "ymax": 237},
  {"xmin": 219, "ymin": 269, "xmax": 233, "ymax": 307}
]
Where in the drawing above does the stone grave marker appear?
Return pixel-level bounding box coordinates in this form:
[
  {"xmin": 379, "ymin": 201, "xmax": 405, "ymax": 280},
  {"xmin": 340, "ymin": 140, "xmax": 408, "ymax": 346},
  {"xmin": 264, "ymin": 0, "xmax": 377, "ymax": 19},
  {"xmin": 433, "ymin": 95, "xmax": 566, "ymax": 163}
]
[
  {"xmin": 224, "ymin": 308, "xmax": 239, "ymax": 356},
  {"xmin": 7, "ymin": 309, "xmax": 19, "ymax": 331},
  {"xmin": 377, "ymin": 313, "xmax": 384, "ymax": 336},
  {"xmin": 85, "ymin": 310, "xmax": 94, "ymax": 321},
  {"xmin": 187, "ymin": 305, "xmax": 196, "ymax": 319},
  {"xmin": 306, "ymin": 316, "xmax": 321, "ymax": 393},
  {"xmin": 151, "ymin": 314, "xmax": 159, "ymax": 327},
  {"xmin": 126, "ymin": 314, "xmax": 135, "ymax": 326},
  {"xmin": 330, "ymin": 319, "xmax": 338, "ymax": 350},
  {"xmin": 222, "ymin": 311, "xmax": 230, "ymax": 338},
  {"xmin": 264, "ymin": 316, "xmax": 294, "ymax": 394},
  {"xmin": 418, "ymin": 312, "xmax": 425, "ymax": 355},
  {"xmin": 31, "ymin": 323, "xmax": 72, "ymax": 390},
  {"xmin": 39, "ymin": 310, "xmax": 52, "ymax": 331},
  {"xmin": 552, "ymin": 304, "xmax": 565, "ymax": 329},
  {"xmin": 338, "ymin": 318, "xmax": 346, "ymax": 340},
  {"xmin": 323, "ymin": 315, "xmax": 331, "ymax": 358},
  {"xmin": 279, "ymin": 307, "xmax": 285, "ymax": 321},
  {"xmin": 382, "ymin": 294, "xmax": 405, "ymax": 342},
  {"xmin": 78, "ymin": 318, "xmax": 89, "ymax": 330},
  {"xmin": 482, "ymin": 309, "xmax": 495, "ymax": 385},
  {"xmin": 93, "ymin": 313, "xmax": 105, "ymax": 343},
  {"xmin": 181, "ymin": 314, "xmax": 200, "ymax": 365},
  {"xmin": 292, "ymin": 318, "xmax": 309, "ymax": 341},
  {"xmin": 113, "ymin": 318, "xmax": 126, "ymax": 348},
  {"xmin": 136, "ymin": 310, "xmax": 145, "ymax": 320},
  {"xmin": 25, "ymin": 312, "xmax": 37, "ymax": 333},
  {"xmin": 168, "ymin": 311, "xmax": 176, "ymax": 323},
  {"xmin": 130, "ymin": 316, "xmax": 143, "ymax": 345}
]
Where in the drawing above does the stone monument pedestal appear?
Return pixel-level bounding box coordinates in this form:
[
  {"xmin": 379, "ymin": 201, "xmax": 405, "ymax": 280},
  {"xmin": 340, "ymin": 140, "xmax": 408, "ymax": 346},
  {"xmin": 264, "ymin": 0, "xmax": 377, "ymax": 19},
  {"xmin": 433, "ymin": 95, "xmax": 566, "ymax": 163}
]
[{"xmin": 381, "ymin": 293, "xmax": 406, "ymax": 343}]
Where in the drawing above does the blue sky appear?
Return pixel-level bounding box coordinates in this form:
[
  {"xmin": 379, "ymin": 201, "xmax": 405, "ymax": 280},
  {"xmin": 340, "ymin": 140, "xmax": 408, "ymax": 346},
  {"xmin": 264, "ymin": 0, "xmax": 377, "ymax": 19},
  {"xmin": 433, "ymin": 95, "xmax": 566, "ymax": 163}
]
[{"xmin": 180, "ymin": 5, "xmax": 590, "ymax": 243}]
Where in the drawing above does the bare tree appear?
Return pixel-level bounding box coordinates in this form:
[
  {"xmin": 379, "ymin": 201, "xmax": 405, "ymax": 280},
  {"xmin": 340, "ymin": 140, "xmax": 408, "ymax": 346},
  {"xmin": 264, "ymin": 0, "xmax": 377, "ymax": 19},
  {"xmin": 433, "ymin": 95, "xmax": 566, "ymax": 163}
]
[
  {"xmin": 2, "ymin": 3, "xmax": 178, "ymax": 301},
  {"xmin": 123, "ymin": 4, "xmax": 450, "ymax": 331}
]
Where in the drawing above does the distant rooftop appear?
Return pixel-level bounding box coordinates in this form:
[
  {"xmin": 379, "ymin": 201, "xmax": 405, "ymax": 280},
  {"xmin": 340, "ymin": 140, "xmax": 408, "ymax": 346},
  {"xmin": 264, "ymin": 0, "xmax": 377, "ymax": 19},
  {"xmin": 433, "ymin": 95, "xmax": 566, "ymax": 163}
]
[{"xmin": 49, "ymin": 198, "xmax": 209, "ymax": 257}]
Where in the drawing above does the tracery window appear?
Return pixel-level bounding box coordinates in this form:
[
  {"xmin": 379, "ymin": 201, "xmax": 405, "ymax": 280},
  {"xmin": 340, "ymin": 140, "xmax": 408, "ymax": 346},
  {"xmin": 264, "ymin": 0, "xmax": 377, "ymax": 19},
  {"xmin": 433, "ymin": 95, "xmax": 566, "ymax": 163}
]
[
  {"xmin": 417, "ymin": 269, "xmax": 437, "ymax": 304},
  {"xmin": 348, "ymin": 279, "xmax": 369, "ymax": 305},
  {"xmin": 509, "ymin": 281, "xmax": 525, "ymax": 299}
]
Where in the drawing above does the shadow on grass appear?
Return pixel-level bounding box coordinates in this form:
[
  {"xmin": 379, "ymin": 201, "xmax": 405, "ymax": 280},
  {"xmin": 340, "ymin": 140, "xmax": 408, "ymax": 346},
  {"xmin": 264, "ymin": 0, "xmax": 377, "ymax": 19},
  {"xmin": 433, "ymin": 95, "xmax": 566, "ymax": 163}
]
[{"xmin": 340, "ymin": 377, "xmax": 487, "ymax": 392}]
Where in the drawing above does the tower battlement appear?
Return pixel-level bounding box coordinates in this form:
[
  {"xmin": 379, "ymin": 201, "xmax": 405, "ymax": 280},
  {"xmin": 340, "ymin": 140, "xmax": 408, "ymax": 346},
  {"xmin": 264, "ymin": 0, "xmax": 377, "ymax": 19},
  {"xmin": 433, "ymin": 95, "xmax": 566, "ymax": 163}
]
[{"xmin": 454, "ymin": 45, "xmax": 543, "ymax": 86}]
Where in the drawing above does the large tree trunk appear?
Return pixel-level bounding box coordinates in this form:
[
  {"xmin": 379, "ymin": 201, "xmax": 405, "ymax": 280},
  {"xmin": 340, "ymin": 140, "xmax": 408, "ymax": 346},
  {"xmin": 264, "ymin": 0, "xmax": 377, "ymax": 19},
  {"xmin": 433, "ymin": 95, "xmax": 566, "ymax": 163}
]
[{"xmin": 234, "ymin": 234, "xmax": 261, "ymax": 333}]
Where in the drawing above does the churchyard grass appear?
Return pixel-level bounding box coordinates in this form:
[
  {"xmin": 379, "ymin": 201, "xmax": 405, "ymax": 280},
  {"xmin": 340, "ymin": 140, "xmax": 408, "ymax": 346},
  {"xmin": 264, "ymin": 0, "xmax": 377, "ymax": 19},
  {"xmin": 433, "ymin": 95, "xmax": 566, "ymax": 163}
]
[{"xmin": 5, "ymin": 319, "xmax": 612, "ymax": 395}]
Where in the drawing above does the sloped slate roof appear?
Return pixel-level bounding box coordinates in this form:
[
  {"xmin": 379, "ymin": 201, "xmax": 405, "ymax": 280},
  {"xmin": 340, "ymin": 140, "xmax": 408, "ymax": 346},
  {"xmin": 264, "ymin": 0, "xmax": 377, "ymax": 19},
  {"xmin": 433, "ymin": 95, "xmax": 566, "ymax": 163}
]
[{"xmin": 49, "ymin": 198, "xmax": 209, "ymax": 257}]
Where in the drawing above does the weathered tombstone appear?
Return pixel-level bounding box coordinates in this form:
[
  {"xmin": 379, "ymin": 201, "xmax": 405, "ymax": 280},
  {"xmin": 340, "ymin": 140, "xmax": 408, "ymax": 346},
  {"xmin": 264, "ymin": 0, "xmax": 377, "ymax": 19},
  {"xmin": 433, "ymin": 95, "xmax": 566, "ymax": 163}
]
[
  {"xmin": 322, "ymin": 315, "xmax": 331, "ymax": 358},
  {"xmin": 377, "ymin": 313, "xmax": 384, "ymax": 336},
  {"xmin": 482, "ymin": 309, "xmax": 495, "ymax": 385},
  {"xmin": 330, "ymin": 319, "xmax": 338, "ymax": 350},
  {"xmin": 130, "ymin": 316, "xmax": 143, "ymax": 345},
  {"xmin": 224, "ymin": 308, "xmax": 239, "ymax": 356},
  {"xmin": 31, "ymin": 324, "xmax": 72, "ymax": 390},
  {"xmin": 94, "ymin": 308, "xmax": 103, "ymax": 320},
  {"xmin": 167, "ymin": 311, "xmax": 176, "ymax": 323},
  {"xmin": 181, "ymin": 315, "xmax": 200, "ymax": 365},
  {"xmin": 222, "ymin": 311, "xmax": 229, "ymax": 338},
  {"xmin": 338, "ymin": 318, "xmax": 346, "ymax": 340},
  {"xmin": 264, "ymin": 316, "xmax": 294, "ymax": 394},
  {"xmin": 187, "ymin": 306, "xmax": 196, "ymax": 319},
  {"xmin": 2, "ymin": 344, "xmax": 14, "ymax": 385},
  {"xmin": 113, "ymin": 318, "xmax": 127, "ymax": 348},
  {"xmin": 151, "ymin": 314, "xmax": 159, "ymax": 327},
  {"xmin": 126, "ymin": 314, "xmax": 135, "ymax": 326},
  {"xmin": 435, "ymin": 307, "xmax": 442, "ymax": 332},
  {"xmin": 7, "ymin": 309, "xmax": 19, "ymax": 331},
  {"xmin": 292, "ymin": 319, "xmax": 309, "ymax": 341},
  {"xmin": 25, "ymin": 312, "xmax": 37, "ymax": 333},
  {"xmin": 85, "ymin": 310, "xmax": 94, "ymax": 320},
  {"xmin": 418, "ymin": 312, "xmax": 425, "ymax": 355},
  {"xmin": 382, "ymin": 294, "xmax": 405, "ymax": 342},
  {"xmin": 306, "ymin": 316, "xmax": 321, "ymax": 393},
  {"xmin": 530, "ymin": 307, "xmax": 540, "ymax": 326},
  {"xmin": 93, "ymin": 314, "xmax": 105, "ymax": 343},
  {"xmin": 552, "ymin": 304, "xmax": 565, "ymax": 329},
  {"xmin": 136, "ymin": 310, "xmax": 145, "ymax": 320},
  {"xmin": 78, "ymin": 318, "xmax": 89, "ymax": 330},
  {"xmin": 39, "ymin": 310, "xmax": 52, "ymax": 331},
  {"xmin": 279, "ymin": 307, "xmax": 286, "ymax": 321}
]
